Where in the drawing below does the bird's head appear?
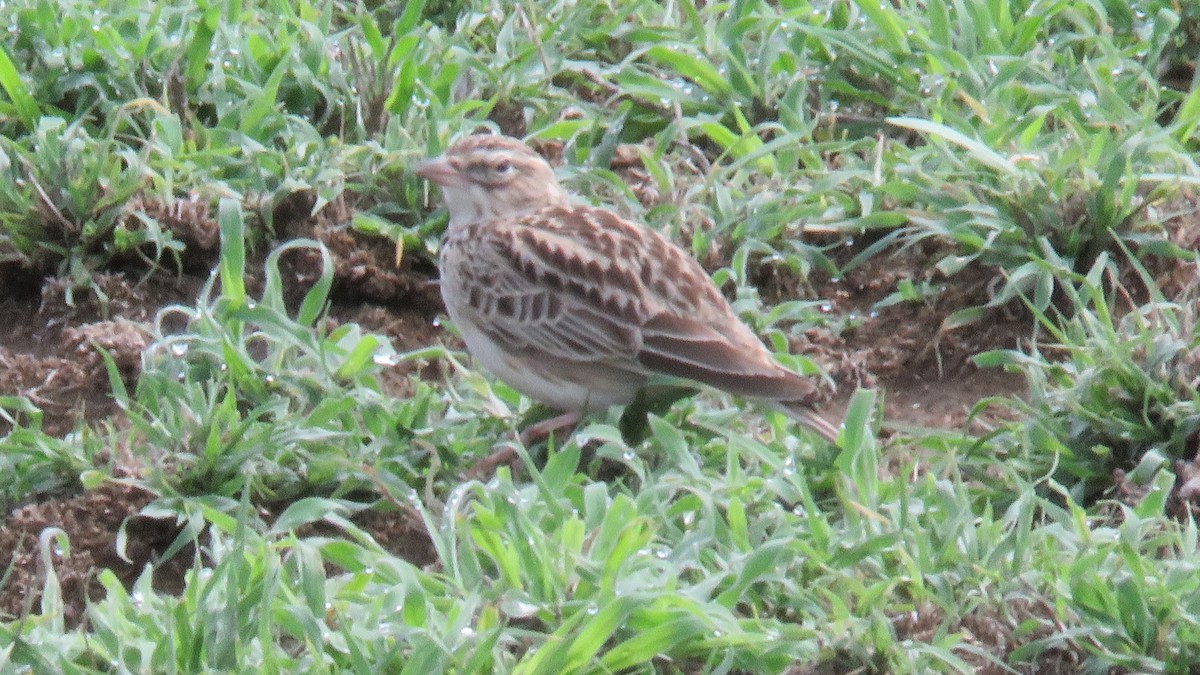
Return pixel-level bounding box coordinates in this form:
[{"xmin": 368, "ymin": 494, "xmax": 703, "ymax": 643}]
[{"xmin": 416, "ymin": 135, "xmax": 568, "ymax": 226}]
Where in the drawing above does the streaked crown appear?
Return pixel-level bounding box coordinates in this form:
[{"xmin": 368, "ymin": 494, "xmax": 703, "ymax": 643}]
[{"xmin": 418, "ymin": 135, "xmax": 568, "ymax": 226}]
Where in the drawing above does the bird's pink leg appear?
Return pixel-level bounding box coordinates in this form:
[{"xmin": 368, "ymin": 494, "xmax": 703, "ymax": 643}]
[{"xmin": 519, "ymin": 411, "xmax": 582, "ymax": 446}]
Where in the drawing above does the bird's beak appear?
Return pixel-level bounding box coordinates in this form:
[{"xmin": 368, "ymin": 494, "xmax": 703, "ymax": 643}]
[{"xmin": 414, "ymin": 156, "xmax": 462, "ymax": 187}]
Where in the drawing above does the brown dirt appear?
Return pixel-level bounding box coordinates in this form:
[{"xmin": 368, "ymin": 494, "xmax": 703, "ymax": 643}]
[
  {"xmin": 796, "ymin": 244, "xmax": 1028, "ymax": 432},
  {"xmin": 0, "ymin": 225, "xmax": 445, "ymax": 625},
  {"xmin": 0, "ymin": 481, "xmax": 186, "ymax": 628}
]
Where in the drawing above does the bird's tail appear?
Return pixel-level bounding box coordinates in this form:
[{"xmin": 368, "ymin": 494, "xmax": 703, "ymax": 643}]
[{"xmin": 779, "ymin": 401, "xmax": 841, "ymax": 444}]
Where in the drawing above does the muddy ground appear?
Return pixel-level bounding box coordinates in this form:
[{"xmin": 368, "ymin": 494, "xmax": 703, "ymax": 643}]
[{"xmin": 1, "ymin": 162, "xmax": 1194, "ymax": 672}]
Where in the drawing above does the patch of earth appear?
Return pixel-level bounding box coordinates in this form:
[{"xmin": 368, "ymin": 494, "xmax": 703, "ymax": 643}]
[
  {"xmin": 344, "ymin": 507, "xmax": 437, "ymax": 569},
  {"xmin": 0, "ymin": 272, "xmax": 204, "ymax": 436},
  {"xmin": 786, "ymin": 597, "xmax": 1088, "ymax": 674},
  {"xmin": 278, "ymin": 194, "xmax": 443, "ymax": 310},
  {"xmin": 14, "ymin": 186, "xmax": 1193, "ymax": 669},
  {"xmin": 793, "ymin": 244, "xmax": 1029, "ymax": 432},
  {"xmin": 327, "ymin": 303, "xmax": 450, "ymax": 400},
  {"xmin": 885, "ymin": 597, "xmax": 1084, "ymax": 675},
  {"xmin": 0, "ymin": 481, "xmax": 186, "ymax": 628},
  {"xmin": 0, "ymin": 240, "xmax": 446, "ymax": 629}
]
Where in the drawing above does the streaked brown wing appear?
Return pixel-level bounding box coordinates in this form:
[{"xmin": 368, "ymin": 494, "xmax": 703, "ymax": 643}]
[
  {"xmin": 449, "ymin": 203, "xmax": 817, "ymax": 402},
  {"xmin": 637, "ymin": 311, "xmax": 818, "ymax": 402},
  {"xmin": 445, "ymin": 218, "xmax": 645, "ymax": 367}
]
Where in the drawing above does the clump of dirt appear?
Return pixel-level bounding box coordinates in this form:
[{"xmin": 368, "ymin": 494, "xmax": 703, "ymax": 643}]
[
  {"xmin": 39, "ymin": 271, "xmax": 201, "ymax": 324},
  {"xmin": 0, "ymin": 345, "xmax": 95, "ymax": 435},
  {"xmin": 0, "ymin": 481, "xmax": 186, "ymax": 628},
  {"xmin": 278, "ymin": 198, "xmax": 442, "ymax": 310},
  {"xmin": 1144, "ymin": 193, "xmax": 1200, "ymax": 299},
  {"xmin": 778, "ymin": 243, "xmax": 1030, "ymax": 431},
  {"xmin": 62, "ymin": 320, "xmax": 152, "ymax": 382},
  {"xmin": 125, "ymin": 193, "xmax": 220, "ymax": 272},
  {"xmin": 890, "ymin": 598, "xmax": 1083, "ymax": 674},
  {"xmin": 328, "ymin": 304, "xmax": 449, "ymax": 400},
  {"xmin": 1168, "ymin": 444, "xmax": 1200, "ymax": 520},
  {"xmin": 348, "ymin": 507, "xmax": 437, "ymax": 569},
  {"xmin": 787, "ymin": 595, "xmax": 1082, "ymax": 674},
  {"xmin": 0, "ymin": 273, "xmax": 198, "ymax": 436},
  {"xmin": 609, "ymin": 142, "xmax": 664, "ymax": 209}
]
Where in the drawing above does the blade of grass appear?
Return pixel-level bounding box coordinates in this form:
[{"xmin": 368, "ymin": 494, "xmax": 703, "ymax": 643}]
[{"xmin": 0, "ymin": 45, "xmax": 39, "ymax": 132}]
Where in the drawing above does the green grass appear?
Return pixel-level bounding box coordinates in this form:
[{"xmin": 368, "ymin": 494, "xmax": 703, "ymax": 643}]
[{"xmin": 2, "ymin": 0, "xmax": 1200, "ymax": 672}]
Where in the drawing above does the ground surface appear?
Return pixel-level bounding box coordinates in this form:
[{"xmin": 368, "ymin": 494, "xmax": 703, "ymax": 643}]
[
  {"xmin": 6, "ymin": 187, "xmax": 1198, "ymax": 670},
  {"xmin": 0, "ymin": 214, "xmax": 1030, "ymax": 628}
]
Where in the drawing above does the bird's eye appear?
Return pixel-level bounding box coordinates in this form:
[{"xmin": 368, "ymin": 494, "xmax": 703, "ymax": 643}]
[{"xmin": 494, "ymin": 160, "xmax": 513, "ymax": 174}]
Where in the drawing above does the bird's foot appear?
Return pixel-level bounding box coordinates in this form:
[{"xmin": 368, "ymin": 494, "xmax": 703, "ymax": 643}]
[
  {"xmin": 519, "ymin": 411, "xmax": 581, "ymax": 446},
  {"xmin": 465, "ymin": 444, "xmax": 520, "ymax": 481}
]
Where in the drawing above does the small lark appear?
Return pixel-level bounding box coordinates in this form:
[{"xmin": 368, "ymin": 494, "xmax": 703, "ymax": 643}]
[{"xmin": 417, "ymin": 135, "xmax": 839, "ymax": 443}]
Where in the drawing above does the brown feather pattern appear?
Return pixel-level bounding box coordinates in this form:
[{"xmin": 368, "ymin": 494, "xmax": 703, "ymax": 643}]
[{"xmin": 423, "ymin": 134, "xmax": 837, "ymax": 442}]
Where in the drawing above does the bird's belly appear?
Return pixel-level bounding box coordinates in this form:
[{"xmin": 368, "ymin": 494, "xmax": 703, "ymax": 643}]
[{"xmin": 454, "ymin": 317, "xmax": 641, "ymax": 413}]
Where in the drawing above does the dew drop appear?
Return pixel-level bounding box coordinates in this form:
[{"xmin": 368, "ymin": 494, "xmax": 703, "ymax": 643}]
[
  {"xmin": 373, "ymin": 352, "xmax": 400, "ymax": 366},
  {"xmin": 503, "ymin": 598, "xmax": 539, "ymax": 618}
]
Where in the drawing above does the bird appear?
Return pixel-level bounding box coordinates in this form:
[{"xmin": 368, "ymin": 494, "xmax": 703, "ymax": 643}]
[{"xmin": 415, "ymin": 134, "xmax": 840, "ymax": 443}]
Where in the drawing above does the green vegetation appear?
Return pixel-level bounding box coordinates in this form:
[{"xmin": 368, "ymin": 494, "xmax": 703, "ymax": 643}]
[{"xmin": 2, "ymin": 0, "xmax": 1199, "ymax": 671}]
